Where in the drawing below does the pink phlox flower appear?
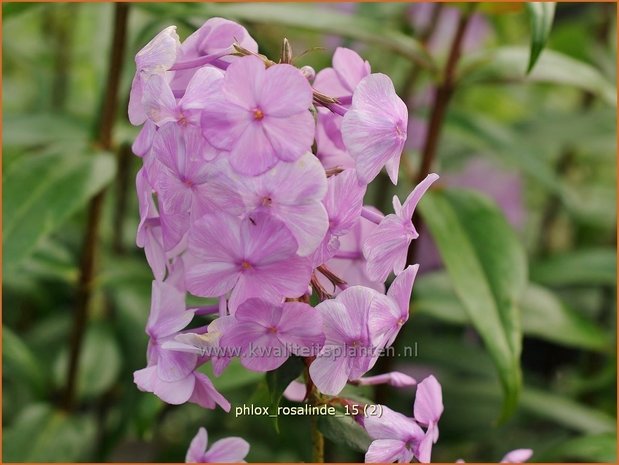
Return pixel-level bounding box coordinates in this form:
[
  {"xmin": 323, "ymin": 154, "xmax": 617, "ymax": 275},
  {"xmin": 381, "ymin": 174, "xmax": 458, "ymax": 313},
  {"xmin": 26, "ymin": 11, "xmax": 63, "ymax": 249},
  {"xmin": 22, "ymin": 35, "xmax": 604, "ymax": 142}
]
[
  {"xmin": 143, "ymin": 66, "xmax": 224, "ymax": 128},
  {"xmin": 185, "ymin": 211, "xmax": 313, "ymax": 313},
  {"xmin": 369, "ymin": 264, "xmax": 419, "ymax": 349},
  {"xmin": 363, "ymin": 173, "xmax": 439, "ymax": 282},
  {"xmin": 185, "ymin": 427, "xmax": 250, "ymax": 463},
  {"xmin": 364, "ymin": 405, "xmax": 425, "ymax": 463},
  {"xmin": 201, "ymin": 56, "xmax": 315, "ymax": 176},
  {"xmin": 151, "ymin": 124, "xmax": 218, "ymax": 218},
  {"xmin": 309, "ymin": 286, "xmax": 381, "ymax": 395},
  {"xmin": 313, "ymin": 169, "xmax": 366, "ymax": 266},
  {"xmin": 220, "ymin": 298, "xmax": 325, "ymax": 372},
  {"xmin": 129, "ymin": 26, "xmax": 181, "ymax": 125},
  {"xmin": 313, "ymin": 48, "xmax": 370, "ymax": 170},
  {"xmin": 342, "ymin": 73, "xmax": 408, "ymax": 185},
  {"xmin": 413, "ymin": 375, "xmax": 444, "ymax": 463},
  {"xmin": 136, "ymin": 168, "xmax": 166, "ymax": 281},
  {"xmin": 318, "ymin": 215, "xmax": 384, "ymax": 294},
  {"xmin": 170, "ymin": 17, "xmax": 258, "ymax": 93},
  {"xmin": 208, "ymin": 154, "xmax": 329, "ymax": 256}
]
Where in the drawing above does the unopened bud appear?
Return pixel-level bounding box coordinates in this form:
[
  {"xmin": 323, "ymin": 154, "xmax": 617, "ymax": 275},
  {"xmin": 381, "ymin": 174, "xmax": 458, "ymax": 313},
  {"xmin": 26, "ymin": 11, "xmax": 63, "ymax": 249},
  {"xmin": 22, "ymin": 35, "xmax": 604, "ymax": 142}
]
[
  {"xmin": 300, "ymin": 65, "xmax": 316, "ymax": 82},
  {"xmin": 280, "ymin": 38, "xmax": 293, "ymax": 64}
]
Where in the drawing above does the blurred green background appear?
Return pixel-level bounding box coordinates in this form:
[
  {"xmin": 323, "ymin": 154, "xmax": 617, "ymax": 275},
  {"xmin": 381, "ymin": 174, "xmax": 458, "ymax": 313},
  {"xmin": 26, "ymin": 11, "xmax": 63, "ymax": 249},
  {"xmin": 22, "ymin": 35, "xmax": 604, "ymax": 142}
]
[{"xmin": 2, "ymin": 2, "xmax": 617, "ymax": 462}]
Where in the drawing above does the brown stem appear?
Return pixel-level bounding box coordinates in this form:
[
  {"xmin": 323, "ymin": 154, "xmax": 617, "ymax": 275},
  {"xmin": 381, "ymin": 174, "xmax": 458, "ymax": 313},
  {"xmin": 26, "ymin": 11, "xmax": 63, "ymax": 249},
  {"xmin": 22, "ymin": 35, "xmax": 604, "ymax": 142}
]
[
  {"xmin": 405, "ymin": 4, "xmax": 475, "ymax": 268},
  {"xmin": 112, "ymin": 142, "xmax": 133, "ymax": 254},
  {"xmin": 63, "ymin": 3, "xmax": 129, "ymax": 411}
]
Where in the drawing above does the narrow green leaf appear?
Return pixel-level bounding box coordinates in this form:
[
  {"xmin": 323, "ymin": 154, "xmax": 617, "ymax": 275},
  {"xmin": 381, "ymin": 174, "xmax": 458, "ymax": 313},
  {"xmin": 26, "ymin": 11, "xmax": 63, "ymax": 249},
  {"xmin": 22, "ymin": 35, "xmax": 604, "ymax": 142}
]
[
  {"xmin": 3, "ymin": 151, "xmax": 116, "ymax": 271},
  {"xmin": 191, "ymin": 3, "xmax": 434, "ymax": 71},
  {"xmin": 525, "ymin": 2, "xmax": 556, "ymax": 73},
  {"xmin": 419, "ymin": 188, "xmax": 527, "ymax": 421},
  {"xmin": 414, "ymin": 273, "xmax": 611, "ymax": 352},
  {"xmin": 3, "ymin": 327, "xmax": 48, "ymax": 396},
  {"xmin": 531, "ymin": 248, "xmax": 617, "ymax": 287},
  {"xmin": 554, "ymin": 433, "xmax": 617, "ymax": 462},
  {"xmin": 3, "ymin": 114, "xmax": 88, "ymax": 148},
  {"xmin": 3, "ymin": 404, "xmax": 96, "ymax": 461},
  {"xmin": 521, "ymin": 387, "xmax": 616, "ymax": 434},
  {"xmin": 460, "ymin": 46, "xmax": 616, "ymax": 106},
  {"xmin": 265, "ymin": 356, "xmax": 305, "ymax": 432},
  {"xmin": 318, "ymin": 414, "xmax": 371, "ymax": 453},
  {"xmin": 54, "ymin": 324, "xmax": 121, "ymax": 400}
]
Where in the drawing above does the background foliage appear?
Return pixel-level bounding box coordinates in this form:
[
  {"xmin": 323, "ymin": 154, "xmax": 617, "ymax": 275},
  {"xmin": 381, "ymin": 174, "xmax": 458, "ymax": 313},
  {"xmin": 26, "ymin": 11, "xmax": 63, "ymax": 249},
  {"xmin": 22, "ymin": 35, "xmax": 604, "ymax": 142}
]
[{"xmin": 2, "ymin": 2, "xmax": 617, "ymax": 462}]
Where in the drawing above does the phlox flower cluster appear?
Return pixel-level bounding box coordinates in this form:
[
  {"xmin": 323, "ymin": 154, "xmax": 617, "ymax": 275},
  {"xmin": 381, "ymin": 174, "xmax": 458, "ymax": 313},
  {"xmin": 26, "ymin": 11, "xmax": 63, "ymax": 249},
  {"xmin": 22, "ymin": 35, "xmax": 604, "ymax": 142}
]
[{"xmin": 129, "ymin": 17, "xmax": 490, "ymax": 464}]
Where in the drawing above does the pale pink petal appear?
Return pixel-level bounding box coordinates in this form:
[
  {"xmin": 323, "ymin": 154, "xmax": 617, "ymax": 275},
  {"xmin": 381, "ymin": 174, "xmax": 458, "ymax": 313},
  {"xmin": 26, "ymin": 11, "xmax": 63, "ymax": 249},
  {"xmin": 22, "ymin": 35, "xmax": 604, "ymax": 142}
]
[
  {"xmin": 332, "ymin": 47, "xmax": 371, "ymax": 93},
  {"xmin": 221, "ymin": 55, "xmax": 263, "ymax": 109},
  {"xmin": 154, "ymin": 372, "xmax": 196, "ymax": 404},
  {"xmin": 134, "ymin": 366, "xmax": 157, "ymax": 392},
  {"xmin": 364, "ymin": 406, "xmax": 424, "ymax": 442},
  {"xmin": 323, "ymin": 169, "xmax": 366, "ymax": 236},
  {"xmin": 147, "ymin": 280, "xmax": 192, "ymax": 338},
  {"xmin": 190, "ymin": 372, "xmax": 231, "ymax": 411},
  {"xmin": 363, "ymin": 215, "xmax": 412, "ymax": 282},
  {"xmin": 142, "ymin": 74, "xmax": 178, "ymax": 126},
  {"xmin": 365, "ymin": 439, "xmax": 408, "ymax": 463},
  {"xmin": 185, "ymin": 427, "xmax": 208, "ymax": 463},
  {"xmin": 309, "ymin": 348, "xmax": 350, "ymax": 395},
  {"xmin": 283, "ymin": 380, "xmax": 307, "ymax": 402},
  {"xmin": 275, "ymin": 201, "xmax": 328, "ymax": 256},
  {"xmin": 156, "ymin": 349, "xmax": 197, "ymax": 382},
  {"xmin": 201, "ymin": 99, "xmax": 252, "ymax": 152},
  {"xmin": 342, "ymin": 74, "xmax": 407, "ymax": 185},
  {"xmin": 278, "ymin": 302, "xmax": 325, "ymax": 352},
  {"xmin": 262, "ymin": 111, "xmax": 315, "ymax": 163},
  {"xmin": 401, "ymin": 173, "xmax": 440, "ymax": 220},
  {"xmin": 501, "ymin": 449, "xmax": 533, "ymax": 463},
  {"xmin": 260, "ymin": 64, "xmax": 312, "ymax": 116},
  {"xmin": 203, "ymin": 437, "xmax": 250, "ymax": 463},
  {"xmin": 416, "ymin": 431, "xmax": 434, "ymax": 463},
  {"xmin": 135, "ymin": 25, "xmax": 180, "ymax": 72},
  {"xmin": 387, "ymin": 264, "xmax": 419, "ymax": 319},
  {"xmin": 313, "ymin": 67, "xmax": 348, "ymax": 98},
  {"xmin": 414, "ymin": 375, "xmax": 444, "ymax": 428},
  {"xmin": 228, "ymin": 122, "xmax": 279, "ymax": 176},
  {"xmin": 180, "ymin": 66, "xmax": 224, "ymax": 112}
]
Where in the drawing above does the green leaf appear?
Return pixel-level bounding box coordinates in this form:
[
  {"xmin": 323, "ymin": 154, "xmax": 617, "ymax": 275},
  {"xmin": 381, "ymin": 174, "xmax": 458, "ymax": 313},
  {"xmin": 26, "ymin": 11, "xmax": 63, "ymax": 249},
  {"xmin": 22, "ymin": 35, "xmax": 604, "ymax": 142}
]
[
  {"xmin": 54, "ymin": 323, "xmax": 121, "ymax": 400},
  {"xmin": 3, "ymin": 403, "xmax": 96, "ymax": 461},
  {"xmin": 460, "ymin": 46, "xmax": 617, "ymax": 106},
  {"xmin": 525, "ymin": 2, "xmax": 556, "ymax": 73},
  {"xmin": 194, "ymin": 3, "xmax": 434, "ymax": 70},
  {"xmin": 3, "ymin": 327, "xmax": 48, "ymax": 396},
  {"xmin": 531, "ymin": 249, "xmax": 617, "ymax": 287},
  {"xmin": 414, "ymin": 273, "xmax": 611, "ymax": 352},
  {"xmin": 521, "ymin": 387, "xmax": 616, "ymax": 434},
  {"xmin": 519, "ymin": 284, "xmax": 611, "ymax": 351},
  {"xmin": 3, "ymin": 114, "xmax": 88, "ymax": 149},
  {"xmin": 265, "ymin": 356, "xmax": 305, "ymax": 432},
  {"xmin": 445, "ymin": 110, "xmax": 566, "ymax": 198},
  {"xmin": 419, "ymin": 188, "xmax": 527, "ymax": 421},
  {"xmin": 318, "ymin": 414, "xmax": 371, "ymax": 453},
  {"xmin": 3, "ymin": 151, "xmax": 116, "ymax": 271},
  {"xmin": 554, "ymin": 433, "xmax": 617, "ymax": 462}
]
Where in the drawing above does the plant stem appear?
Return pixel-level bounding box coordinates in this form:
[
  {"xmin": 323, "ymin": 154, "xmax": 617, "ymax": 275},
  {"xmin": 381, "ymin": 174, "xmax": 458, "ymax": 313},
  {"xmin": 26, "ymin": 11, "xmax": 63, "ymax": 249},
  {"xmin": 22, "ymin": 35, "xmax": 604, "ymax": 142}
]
[
  {"xmin": 307, "ymin": 382, "xmax": 325, "ymax": 463},
  {"xmin": 405, "ymin": 4, "xmax": 475, "ymax": 268},
  {"xmin": 63, "ymin": 3, "xmax": 129, "ymax": 411}
]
